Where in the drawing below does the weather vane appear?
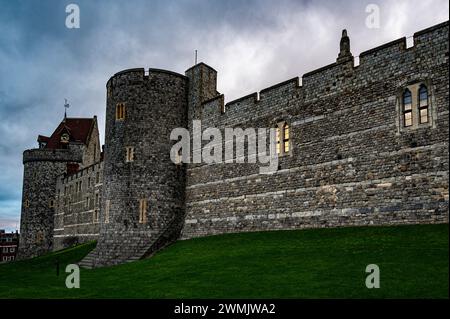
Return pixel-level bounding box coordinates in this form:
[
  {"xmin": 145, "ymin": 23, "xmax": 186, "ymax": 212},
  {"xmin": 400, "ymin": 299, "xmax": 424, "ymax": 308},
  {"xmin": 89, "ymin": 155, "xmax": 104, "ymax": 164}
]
[{"xmin": 64, "ymin": 98, "xmax": 70, "ymax": 120}]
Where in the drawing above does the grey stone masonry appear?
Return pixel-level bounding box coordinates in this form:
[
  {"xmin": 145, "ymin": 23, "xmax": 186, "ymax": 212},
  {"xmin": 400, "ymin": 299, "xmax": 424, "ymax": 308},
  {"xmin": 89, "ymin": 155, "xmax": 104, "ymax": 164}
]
[
  {"xmin": 53, "ymin": 161, "xmax": 103, "ymax": 250},
  {"xmin": 21, "ymin": 21, "xmax": 449, "ymax": 267},
  {"xmin": 18, "ymin": 148, "xmax": 83, "ymax": 259},
  {"xmin": 85, "ymin": 68, "xmax": 188, "ymax": 267},
  {"xmin": 180, "ymin": 21, "xmax": 449, "ymax": 239}
]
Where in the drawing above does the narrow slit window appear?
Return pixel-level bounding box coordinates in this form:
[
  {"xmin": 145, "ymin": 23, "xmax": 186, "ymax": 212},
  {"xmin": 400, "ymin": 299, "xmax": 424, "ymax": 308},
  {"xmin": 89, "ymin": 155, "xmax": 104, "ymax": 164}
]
[
  {"xmin": 115, "ymin": 103, "xmax": 125, "ymax": 120},
  {"xmin": 139, "ymin": 199, "xmax": 148, "ymax": 224},
  {"xmin": 126, "ymin": 147, "xmax": 134, "ymax": 162},
  {"xmin": 418, "ymin": 85, "xmax": 429, "ymax": 124},
  {"xmin": 105, "ymin": 199, "xmax": 110, "ymax": 224},
  {"xmin": 403, "ymin": 89, "xmax": 413, "ymax": 127}
]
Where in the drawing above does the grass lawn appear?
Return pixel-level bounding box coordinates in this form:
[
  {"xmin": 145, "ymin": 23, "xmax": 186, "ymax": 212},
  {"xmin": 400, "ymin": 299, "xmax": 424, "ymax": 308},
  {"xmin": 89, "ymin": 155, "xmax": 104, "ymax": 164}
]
[{"xmin": 0, "ymin": 224, "xmax": 448, "ymax": 298}]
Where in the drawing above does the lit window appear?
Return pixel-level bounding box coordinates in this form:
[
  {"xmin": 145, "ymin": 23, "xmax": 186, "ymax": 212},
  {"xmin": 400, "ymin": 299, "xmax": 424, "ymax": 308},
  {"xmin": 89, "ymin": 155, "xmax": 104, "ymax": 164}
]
[
  {"xmin": 403, "ymin": 89, "xmax": 413, "ymax": 127},
  {"xmin": 276, "ymin": 126, "xmax": 281, "ymax": 154},
  {"xmin": 49, "ymin": 199, "xmax": 55, "ymax": 208},
  {"xmin": 24, "ymin": 199, "xmax": 30, "ymax": 208},
  {"xmin": 126, "ymin": 147, "xmax": 134, "ymax": 162},
  {"xmin": 116, "ymin": 103, "xmax": 125, "ymax": 120},
  {"xmin": 283, "ymin": 123, "xmax": 290, "ymax": 153},
  {"xmin": 276, "ymin": 121, "xmax": 290, "ymax": 155},
  {"xmin": 418, "ymin": 85, "xmax": 429, "ymax": 124},
  {"xmin": 139, "ymin": 199, "xmax": 148, "ymax": 224}
]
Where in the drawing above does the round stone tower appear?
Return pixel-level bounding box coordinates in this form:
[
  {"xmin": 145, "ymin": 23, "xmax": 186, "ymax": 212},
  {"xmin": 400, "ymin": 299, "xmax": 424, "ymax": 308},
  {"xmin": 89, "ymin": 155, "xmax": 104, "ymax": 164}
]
[
  {"xmin": 18, "ymin": 148, "xmax": 83, "ymax": 259},
  {"xmin": 93, "ymin": 68, "xmax": 188, "ymax": 267}
]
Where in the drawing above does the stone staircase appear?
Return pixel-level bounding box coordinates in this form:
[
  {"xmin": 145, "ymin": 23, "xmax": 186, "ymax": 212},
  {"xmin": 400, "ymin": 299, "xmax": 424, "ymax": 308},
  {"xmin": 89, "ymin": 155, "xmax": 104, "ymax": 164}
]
[
  {"xmin": 78, "ymin": 215, "xmax": 184, "ymax": 269},
  {"xmin": 128, "ymin": 215, "xmax": 184, "ymax": 261},
  {"xmin": 78, "ymin": 249, "xmax": 98, "ymax": 269}
]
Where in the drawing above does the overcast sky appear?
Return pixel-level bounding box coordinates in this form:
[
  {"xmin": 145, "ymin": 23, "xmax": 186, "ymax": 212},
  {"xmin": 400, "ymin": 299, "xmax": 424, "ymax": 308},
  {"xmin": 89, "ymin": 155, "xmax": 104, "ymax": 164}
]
[{"xmin": 0, "ymin": 0, "xmax": 448, "ymax": 232}]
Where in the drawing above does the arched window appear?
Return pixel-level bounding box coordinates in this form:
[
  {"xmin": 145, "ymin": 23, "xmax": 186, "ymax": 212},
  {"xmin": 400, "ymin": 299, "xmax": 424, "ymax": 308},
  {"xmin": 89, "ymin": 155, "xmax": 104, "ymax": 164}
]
[
  {"xmin": 418, "ymin": 85, "xmax": 429, "ymax": 124},
  {"xmin": 283, "ymin": 123, "xmax": 290, "ymax": 153},
  {"xmin": 402, "ymin": 89, "xmax": 412, "ymax": 127}
]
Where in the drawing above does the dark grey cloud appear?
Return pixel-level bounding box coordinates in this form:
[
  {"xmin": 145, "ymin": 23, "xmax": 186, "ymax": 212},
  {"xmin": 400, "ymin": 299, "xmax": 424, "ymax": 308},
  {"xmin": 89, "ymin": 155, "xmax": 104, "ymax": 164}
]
[{"xmin": 0, "ymin": 0, "xmax": 448, "ymax": 231}]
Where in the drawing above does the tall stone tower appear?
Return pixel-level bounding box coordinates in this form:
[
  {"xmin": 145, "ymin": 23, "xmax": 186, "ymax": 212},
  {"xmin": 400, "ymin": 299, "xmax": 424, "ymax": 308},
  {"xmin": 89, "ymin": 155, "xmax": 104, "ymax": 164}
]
[
  {"xmin": 89, "ymin": 68, "xmax": 188, "ymax": 267},
  {"xmin": 18, "ymin": 141, "xmax": 83, "ymax": 259},
  {"xmin": 18, "ymin": 117, "xmax": 100, "ymax": 260}
]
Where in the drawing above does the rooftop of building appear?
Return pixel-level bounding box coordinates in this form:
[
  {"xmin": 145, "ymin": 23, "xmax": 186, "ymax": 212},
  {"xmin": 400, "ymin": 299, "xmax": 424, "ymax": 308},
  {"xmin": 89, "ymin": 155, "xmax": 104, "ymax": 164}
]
[{"xmin": 39, "ymin": 116, "xmax": 97, "ymax": 149}]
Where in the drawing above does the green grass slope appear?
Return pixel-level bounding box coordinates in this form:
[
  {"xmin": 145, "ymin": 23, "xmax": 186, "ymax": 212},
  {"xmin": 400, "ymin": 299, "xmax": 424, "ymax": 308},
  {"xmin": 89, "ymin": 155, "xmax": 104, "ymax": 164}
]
[{"xmin": 0, "ymin": 224, "xmax": 448, "ymax": 298}]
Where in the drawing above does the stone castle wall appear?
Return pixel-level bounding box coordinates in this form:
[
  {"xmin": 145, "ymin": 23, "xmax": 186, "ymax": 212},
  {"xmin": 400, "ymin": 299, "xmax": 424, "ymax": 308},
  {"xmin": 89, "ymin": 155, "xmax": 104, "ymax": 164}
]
[
  {"xmin": 53, "ymin": 161, "xmax": 103, "ymax": 250},
  {"xmin": 180, "ymin": 21, "xmax": 449, "ymax": 239},
  {"xmin": 20, "ymin": 21, "xmax": 449, "ymax": 266}
]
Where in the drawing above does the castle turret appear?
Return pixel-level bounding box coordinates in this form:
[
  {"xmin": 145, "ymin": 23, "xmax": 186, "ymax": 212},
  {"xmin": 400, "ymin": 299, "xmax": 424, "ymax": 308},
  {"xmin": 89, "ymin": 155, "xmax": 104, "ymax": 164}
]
[
  {"xmin": 18, "ymin": 117, "xmax": 99, "ymax": 259},
  {"xmin": 88, "ymin": 68, "xmax": 189, "ymax": 267},
  {"xmin": 185, "ymin": 62, "xmax": 219, "ymax": 122},
  {"xmin": 18, "ymin": 148, "xmax": 83, "ymax": 259}
]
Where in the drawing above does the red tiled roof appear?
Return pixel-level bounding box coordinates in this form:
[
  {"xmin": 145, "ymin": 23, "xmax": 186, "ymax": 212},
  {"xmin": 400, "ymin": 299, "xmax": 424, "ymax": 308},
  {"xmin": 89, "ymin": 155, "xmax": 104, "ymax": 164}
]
[{"xmin": 44, "ymin": 118, "xmax": 95, "ymax": 149}]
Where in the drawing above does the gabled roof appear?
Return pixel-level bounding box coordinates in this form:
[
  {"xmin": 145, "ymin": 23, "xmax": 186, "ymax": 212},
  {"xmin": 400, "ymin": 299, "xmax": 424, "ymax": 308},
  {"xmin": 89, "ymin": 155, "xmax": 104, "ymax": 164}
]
[{"xmin": 44, "ymin": 118, "xmax": 96, "ymax": 149}]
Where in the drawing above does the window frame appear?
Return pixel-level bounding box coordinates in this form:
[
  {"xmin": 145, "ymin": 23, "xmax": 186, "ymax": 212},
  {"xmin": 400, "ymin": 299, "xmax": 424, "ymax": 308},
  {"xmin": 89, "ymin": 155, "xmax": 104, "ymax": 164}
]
[
  {"xmin": 139, "ymin": 198, "xmax": 148, "ymax": 224},
  {"xmin": 418, "ymin": 84, "xmax": 429, "ymax": 124},
  {"xmin": 275, "ymin": 121, "xmax": 291, "ymax": 156},
  {"xmin": 125, "ymin": 146, "xmax": 135, "ymax": 163},
  {"xmin": 402, "ymin": 89, "xmax": 413, "ymax": 127},
  {"xmin": 115, "ymin": 103, "xmax": 126, "ymax": 120},
  {"xmin": 397, "ymin": 81, "xmax": 433, "ymax": 133}
]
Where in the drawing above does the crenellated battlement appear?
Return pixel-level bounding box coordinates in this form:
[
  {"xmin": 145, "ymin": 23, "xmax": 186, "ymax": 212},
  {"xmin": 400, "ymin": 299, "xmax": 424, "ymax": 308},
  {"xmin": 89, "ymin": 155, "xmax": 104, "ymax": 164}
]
[
  {"xmin": 60, "ymin": 160, "xmax": 103, "ymax": 184},
  {"xmin": 198, "ymin": 20, "xmax": 448, "ymax": 123},
  {"xmin": 182, "ymin": 20, "xmax": 449, "ymax": 241},
  {"xmin": 106, "ymin": 67, "xmax": 187, "ymax": 89},
  {"xmin": 23, "ymin": 148, "xmax": 83, "ymax": 164}
]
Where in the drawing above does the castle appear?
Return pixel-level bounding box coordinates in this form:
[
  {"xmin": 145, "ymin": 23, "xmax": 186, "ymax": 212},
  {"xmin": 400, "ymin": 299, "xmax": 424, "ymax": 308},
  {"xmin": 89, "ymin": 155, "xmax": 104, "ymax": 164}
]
[{"xmin": 18, "ymin": 21, "xmax": 449, "ymax": 268}]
